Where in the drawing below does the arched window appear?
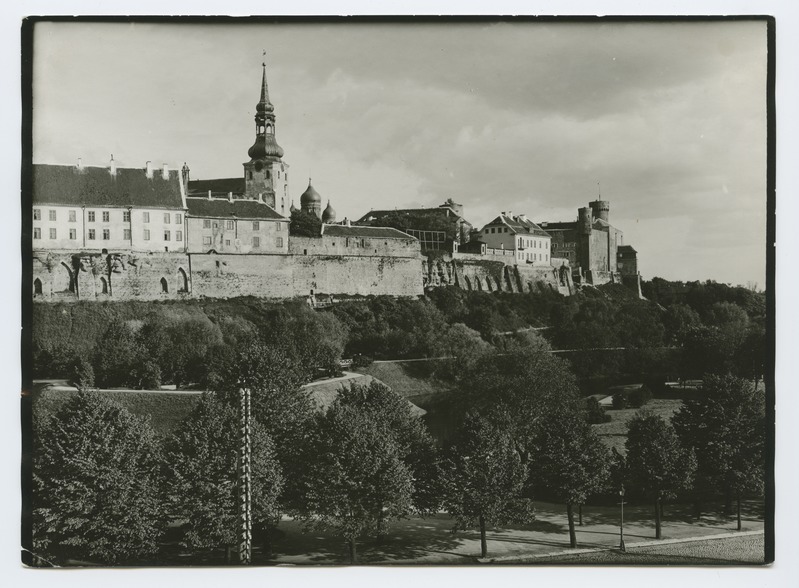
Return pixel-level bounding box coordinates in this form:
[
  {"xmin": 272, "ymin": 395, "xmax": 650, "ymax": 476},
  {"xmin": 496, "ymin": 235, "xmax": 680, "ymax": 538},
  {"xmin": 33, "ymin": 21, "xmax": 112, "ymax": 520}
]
[
  {"xmin": 178, "ymin": 268, "xmax": 189, "ymax": 293},
  {"xmin": 266, "ymin": 124, "xmax": 273, "ymax": 134},
  {"xmin": 160, "ymin": 277, "xmax": 169, "ymax": 294},
  {"xmin": 100, "ymin": 276, "xmax": 108, "ymax": 294},
  {"xmin": 54, "ymin": 262, "xmax": 74, "ymax": 293},
  {"xmin": 33, "ymin": 278, "xmax": 42, "ymax": 296},
  {"xmin": 463, "ymin": 275, "xmax": 472, "ymax": 291}
]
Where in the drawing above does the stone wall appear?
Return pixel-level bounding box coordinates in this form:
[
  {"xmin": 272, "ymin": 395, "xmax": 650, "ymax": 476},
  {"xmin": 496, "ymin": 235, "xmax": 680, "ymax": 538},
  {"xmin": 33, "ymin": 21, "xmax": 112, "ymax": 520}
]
[{"xmin": 190, "ymin": 253, "xmax": 423, "ymax": 299}]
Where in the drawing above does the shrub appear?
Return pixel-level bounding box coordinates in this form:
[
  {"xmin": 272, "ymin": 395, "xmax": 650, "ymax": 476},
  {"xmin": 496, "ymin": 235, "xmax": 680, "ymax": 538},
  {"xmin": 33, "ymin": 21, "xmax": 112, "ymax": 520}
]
[
  {"xmin": 628, "ymin": 384, "xmax": 654, "ymax": 408},
  {"xmin": 611, "ymin": 392, "xmax": 628, "ymax": 410},
  {"xmin": 351, "ymin": 354, "xmax": 373, "ymax": 369},
  {"xmin": 583, "ymin": 396, "xmax": 612, "ymax": 424}
]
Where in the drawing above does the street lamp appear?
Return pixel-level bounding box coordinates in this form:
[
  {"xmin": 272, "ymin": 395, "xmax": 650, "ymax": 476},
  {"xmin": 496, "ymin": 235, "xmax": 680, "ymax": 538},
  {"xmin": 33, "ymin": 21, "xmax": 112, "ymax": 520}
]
[{"xmin": 619, "ymin": 486, "xmax": 626, "ymax": 553}]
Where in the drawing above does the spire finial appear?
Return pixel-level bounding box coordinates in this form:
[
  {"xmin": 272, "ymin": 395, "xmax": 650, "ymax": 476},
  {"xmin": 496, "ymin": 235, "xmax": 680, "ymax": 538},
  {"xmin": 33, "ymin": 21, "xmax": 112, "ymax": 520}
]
[{"xmin": 597, "ymin": 181, "xmax": 601, "ymax": 197}]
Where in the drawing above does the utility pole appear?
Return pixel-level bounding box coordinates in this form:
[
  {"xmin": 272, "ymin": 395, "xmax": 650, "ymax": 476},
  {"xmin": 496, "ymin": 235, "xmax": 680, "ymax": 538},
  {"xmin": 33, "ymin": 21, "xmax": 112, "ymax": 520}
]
[
  {"xmin": 619, "ymin": 486, "xmax": 626, "ymax": 553},
  {"xmin": 238, "ymin": 387, "xmax": 252, "ymax": 564}
]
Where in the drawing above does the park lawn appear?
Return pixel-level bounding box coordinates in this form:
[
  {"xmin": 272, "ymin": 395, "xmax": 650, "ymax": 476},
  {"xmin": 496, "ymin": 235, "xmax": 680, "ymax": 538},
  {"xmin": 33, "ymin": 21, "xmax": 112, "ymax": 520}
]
[{"xmin": 592, "ymin": 398, "xmax": 684, "ymax": 455}]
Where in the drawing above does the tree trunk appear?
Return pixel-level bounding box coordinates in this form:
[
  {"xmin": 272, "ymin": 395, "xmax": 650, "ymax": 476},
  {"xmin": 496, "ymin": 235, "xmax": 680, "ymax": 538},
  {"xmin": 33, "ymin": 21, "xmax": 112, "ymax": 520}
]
[
  {"xmin": 479, "ymin": 514, "xmax": 488, "ymax": 558},
  {"xmin": 348, "ymin": 537, "xmax": 357, "ymax": 565},
  {"xmin": 567, "ymin": 502, "xmax": 577, "ymax": 548},
  {"xmin": 263, "ymin": 529, "xmax": 273, "ymax": 560},
  {"xmin": 225, "ymin": 545, "xmax": 232, "ymax": 564},
  {"xmin": 694, "ymin": 498, "xmax": 702, "ymax": 521},
  {"xmin": 654, "ymin": 498, "xmax": 662, "ymax": 540},
  {"xmin": 578, "ymin": 503, "xmax": 583, "ymax": 526},
  {"xmin": 737, "ymin": 492, "xmax": 742, "ymax": 531},
  {"xmin": 660, "ymin": 500, "xmax": 665, "ymax": 520},
  {"xmin": 375, "ymin": 509, "xmax": 386, "ymax": 544}
]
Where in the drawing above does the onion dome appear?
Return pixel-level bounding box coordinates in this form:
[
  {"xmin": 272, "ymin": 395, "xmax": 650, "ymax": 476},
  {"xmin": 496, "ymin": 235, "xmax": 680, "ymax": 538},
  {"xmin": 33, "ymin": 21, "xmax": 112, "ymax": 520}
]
[
  {"xmin": 289, "ymin": 200, "xmax": 298, "ymax": 213},
  {"xmin": 248, "ymin": 134, "xmax": 284, "ymax": 159},
  {"xmin": 322, "ymin": 200, "xmax": 337, "ymax": 223},
  {"xmin": 300, "ymin": 179, "xmax": 322, "ymax": 207}
]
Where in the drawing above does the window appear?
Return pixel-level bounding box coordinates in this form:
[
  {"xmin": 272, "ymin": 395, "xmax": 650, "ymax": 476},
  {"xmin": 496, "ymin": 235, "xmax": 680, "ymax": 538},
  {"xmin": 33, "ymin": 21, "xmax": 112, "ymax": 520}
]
[
  {"xmin": 203, "ymin": 236, "xmax": 212, "ymax": 245},
  {"xmin": 88, "ymin": 229, "xmax": 96, "ymax": 240},
  {"xmin": 164, "ymin": 230, "xmax": 171, "ymax": 241},
  {"xmin": 213, "ymin": 221, "xmax": 219, "ymax": 229},
  {"xmin": 252, "ymin": 221, "xmax": 260, "ymax": 231},
  {"xmin": 175, "ymin": 230, "xmax": 182, "ymax": 241},
  {"xmin": 276, "ymin": 237, "xmax": 284, "ymax": 248},
  {"xmin": 144, "ymin": 229, "xmax": 150, "ymax": 241},
  {"xmin": 203, "ymin": 219, "xmax": 211, "ymax": 229},
  {"xmin": 164, "ymin": 213, "xmax": 170, "ymax": 224},
  {"xmin": 33, "ymin": 228, "xmax": 40, "ymax": 239},
  {"xmin": 103, "ymin": 229, "xmax": 110, "ymax": 240},
  {"xmin": 49, "ymin": 228, "xmax": 57, "ymax": 239},
  {"xmin": 143, "ymin": 212, "xmax": 150, "ymax": 223},
  {"xmin": 226, "ymin": 220, "xmax": 234, "ymax": 230},
  {"xmin": 102, "ymin": 211, "xmax": 110, "ymax": 222},
  {"xmin": 69, "ymin": 210, "xmax": 76, "ymax": 222},
  {"xmin": 69, "ymin": 229, "xmax": 76, "ymax": 240},
  {"xmin": 225, "ymin": 239, "xmax": 231, "ymax": 246},
  {"xmin": 124, "ymin": 228, "xmax": 131, "ymax": 240},
  {"xmin": 88, "ymin": 211, "xmax": 96, "ymax": 222},
  {"xmin": 123, "ymin": 210, "xmax": 131, "ymax": 222},
  {"xmin": 33, "ymin": 209, "xmax": 41, "ymax": 221},
  {"xmin": 49, "ymin": 210, "xmax": 57, "ymax": 221},
  {"xmin": 277, "ymin": 222, "xmax": 282, "ymax": 232},
  {"xmin": 252, "ymin": 236, "xmax": 261, "ymax": 248},
  {"xmin": 175, "ymin": 213, "xmax": 182, "ymax": 224}
]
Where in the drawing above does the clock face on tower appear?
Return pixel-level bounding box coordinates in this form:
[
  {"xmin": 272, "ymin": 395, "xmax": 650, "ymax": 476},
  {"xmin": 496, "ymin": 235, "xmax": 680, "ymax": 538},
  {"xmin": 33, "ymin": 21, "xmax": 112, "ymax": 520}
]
[{"xmin": 254, "ymin": 161, "xmax": 264, "ymax": 172}]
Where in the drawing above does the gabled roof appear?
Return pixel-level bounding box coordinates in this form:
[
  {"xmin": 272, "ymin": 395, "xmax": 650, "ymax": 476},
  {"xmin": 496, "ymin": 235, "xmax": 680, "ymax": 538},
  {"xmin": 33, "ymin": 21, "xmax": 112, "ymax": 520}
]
[
  {"xmin": 618, "ymin": 245, "xmax": 637, "ymax": 253},
  {"xmin": 323, "ymin": 225, "xmax": 417, "ymax": 240},
  {"xmin": 187, "ymin": 177, "xmax": 246, "ymax": 196},
  {"xmin": 483, "ymin": 213, "xmax": 551, "ymax": 237},
  {"xmin": 33, "ymin": 164, "xmax": 184, "ymax": 209},
  {"xmin": 186, "ymin": 197, "xmax": 286, "ymax": 220}
]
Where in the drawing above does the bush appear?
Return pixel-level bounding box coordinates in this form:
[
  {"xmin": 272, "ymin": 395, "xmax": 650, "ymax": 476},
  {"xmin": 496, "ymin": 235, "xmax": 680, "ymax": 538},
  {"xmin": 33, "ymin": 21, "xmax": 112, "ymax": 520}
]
[
  {"xmin": 351, "ymin": 354, "xmax": 373, "ymax": 369},
  {"xmin": 583, "ymin": 396, "xmax": 612, "ymax": 424},
  {"xmin": 628, "ymin": 385, "xmax": 654, "ymax": 408},
  {"xmin": 611, "ymin": 392, "xmax": 628, "ymax": 410}
]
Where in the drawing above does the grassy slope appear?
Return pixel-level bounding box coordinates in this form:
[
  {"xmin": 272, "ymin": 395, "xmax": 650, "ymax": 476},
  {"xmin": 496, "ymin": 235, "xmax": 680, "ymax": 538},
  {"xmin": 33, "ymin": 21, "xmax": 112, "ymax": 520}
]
[
  {"xmin": 355, "ymin": 362, "xmax": 457, "ymax": 409},
  {"xmin": 592, "ymin": 398, "xmax": 683, "ymax": 454},
  {"xmin": 32, "ymin": 386, "xmax": 201, "ymax": 436}
]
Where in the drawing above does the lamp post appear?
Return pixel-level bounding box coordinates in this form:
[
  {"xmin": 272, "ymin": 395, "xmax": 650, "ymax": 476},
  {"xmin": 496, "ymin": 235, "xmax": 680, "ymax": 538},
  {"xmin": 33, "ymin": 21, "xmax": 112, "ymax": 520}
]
[{"xmin": 619, "ymin": 486, "xmax": 626, "ymax": 553}]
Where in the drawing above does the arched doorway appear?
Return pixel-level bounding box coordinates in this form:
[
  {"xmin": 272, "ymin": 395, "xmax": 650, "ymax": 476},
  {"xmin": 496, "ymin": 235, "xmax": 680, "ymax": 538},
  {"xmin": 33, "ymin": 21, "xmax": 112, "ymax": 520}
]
[
  {"xmin": 100, "ymin": 276, "xmax": 109, "ymax": 294},
  {"xmin": 53, "ymin": 262, "xmax": 74, "ymax": 293},
  {"xmin": 177, "ymin": 267, "xmax": 189, "ymax": 293},
  {"xmin": 486, "ymin": 277, "xmax": 493, "ymax": 292},
  {"xmin": 33, "ymin": 278, "xmax": 43, "ymax": 296},
  {"xmin": 160, "ymin": 277, "xmax": 169, "ymax": 294},
  {"xmin": 474, "ymin": 277, "xmax": 482, "ymax": 291},
  {"xmin": 464, "ymin": 275, "xmax": 472, "ymax": 291}
]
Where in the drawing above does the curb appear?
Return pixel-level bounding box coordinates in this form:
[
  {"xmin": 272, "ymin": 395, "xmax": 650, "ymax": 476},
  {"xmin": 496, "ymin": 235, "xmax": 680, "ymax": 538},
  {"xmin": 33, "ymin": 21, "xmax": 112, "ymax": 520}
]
[{"xmin": 480, "ymin": 529, "xmax": 764, "ymax": 563}]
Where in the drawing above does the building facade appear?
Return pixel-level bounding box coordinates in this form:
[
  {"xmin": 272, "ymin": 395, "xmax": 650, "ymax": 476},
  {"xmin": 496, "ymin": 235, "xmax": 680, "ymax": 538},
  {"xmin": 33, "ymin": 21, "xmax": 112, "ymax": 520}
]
[
  {"xmin": 478, "ymin": 212, "xmax": 552, "ymax": 266},
  {"xmin": 32, "ymin": 160, "xmax": 187, "ymax": 253}
]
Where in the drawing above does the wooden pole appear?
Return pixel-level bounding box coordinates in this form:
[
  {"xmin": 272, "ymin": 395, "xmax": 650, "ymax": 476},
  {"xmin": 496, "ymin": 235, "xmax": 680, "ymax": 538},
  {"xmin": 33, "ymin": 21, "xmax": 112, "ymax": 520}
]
[{"xmin": 238, "ymin": 387, "xmax": 252, "ymax": 564}]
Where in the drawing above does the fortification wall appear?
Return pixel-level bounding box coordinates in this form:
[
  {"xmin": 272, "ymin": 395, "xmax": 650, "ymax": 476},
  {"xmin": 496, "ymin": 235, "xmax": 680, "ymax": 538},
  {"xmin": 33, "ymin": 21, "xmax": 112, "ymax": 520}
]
[
  {"xmin": 32, "ymin": 250, "xmax": 191, "ymax": 301},
  {"xmin": 424, "ymin": 252, "xmax": 571, "ymax": 295},
  {"xmin": 190, "ymin": 253, "xmax": 423, "ymax": 299}
]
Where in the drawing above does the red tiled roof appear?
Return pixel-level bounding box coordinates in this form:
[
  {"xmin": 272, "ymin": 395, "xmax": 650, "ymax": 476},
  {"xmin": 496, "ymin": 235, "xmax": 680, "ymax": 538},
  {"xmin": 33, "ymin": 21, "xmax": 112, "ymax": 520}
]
[
  {"xmin": 186, "ymin": 197, "xmax": 286, "ymax": 220},
  {"xmin": 33, "ymin": 164, "xmax": 184, "ymax": 209}
]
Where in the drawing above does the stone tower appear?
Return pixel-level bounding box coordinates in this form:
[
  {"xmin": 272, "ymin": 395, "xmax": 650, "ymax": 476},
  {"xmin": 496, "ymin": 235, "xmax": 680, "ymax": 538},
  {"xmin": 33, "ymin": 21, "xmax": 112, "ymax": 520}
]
[
  {"xmin": 589, "ymin": 199, "xmax": 610, "ymax": 223},
  {"xmin": 243, "ymin": 61, "xmax": 290, "ymax": 215}
]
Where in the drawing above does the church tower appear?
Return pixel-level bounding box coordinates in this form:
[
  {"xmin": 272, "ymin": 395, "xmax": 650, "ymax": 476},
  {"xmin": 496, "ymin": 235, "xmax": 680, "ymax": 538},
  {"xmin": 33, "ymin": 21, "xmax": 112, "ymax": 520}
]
[{"xmin": 243, "ymin": 60, "xmax": 290, "ymax": 215}]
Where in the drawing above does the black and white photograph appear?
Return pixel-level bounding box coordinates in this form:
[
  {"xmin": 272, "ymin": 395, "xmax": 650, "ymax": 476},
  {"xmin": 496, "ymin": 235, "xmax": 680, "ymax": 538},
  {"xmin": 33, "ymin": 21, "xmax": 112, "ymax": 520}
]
[{"xmin": 19, "ymin": 13, "xmax": 779, "ymax": 575}]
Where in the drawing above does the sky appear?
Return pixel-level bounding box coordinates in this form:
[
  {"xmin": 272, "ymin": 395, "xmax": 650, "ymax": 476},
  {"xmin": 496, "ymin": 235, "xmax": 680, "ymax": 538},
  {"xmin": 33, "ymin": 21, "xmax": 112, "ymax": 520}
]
[{"xmin": 31, "ymin": 19, "xmax": 768, "ymax": 286}]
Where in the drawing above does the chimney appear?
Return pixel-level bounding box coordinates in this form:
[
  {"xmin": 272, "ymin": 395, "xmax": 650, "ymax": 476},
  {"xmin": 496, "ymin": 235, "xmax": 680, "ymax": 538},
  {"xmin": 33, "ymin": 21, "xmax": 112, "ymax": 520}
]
[
  {"xmin": 207, "ymin": 190, "xmax": 212, "ymax": 200},
  {"xmin": 518, "ymin": 214, "xmax": 528, "ymax": 223},
  {"xmin": 258, "ymin": 193, "xmax": 264, "ymax": 203},
  {"xmin": 162, "ymin": 163, "xmax": 169, "ymax": 180},
  {"xmin": 228, "ymin": 192, "xmax": 233, "ymax": 203},
  {"xmin": 145, "ymin": 161, "xmax": 153, "ymax": 179},
  {"xmin": 345, "ymin": 218, "xmax": 351, "ymax": 227},
  {"xmin": 507, "ymin": 210, "xmax": 513, "ymax": 218},
  {"xmin": 76, "ymin": 157, "xmax": 83, "ymax": 171},
  {"xmin": 109, "ymin": 155, "xmax": 116, "ymax": 176}
]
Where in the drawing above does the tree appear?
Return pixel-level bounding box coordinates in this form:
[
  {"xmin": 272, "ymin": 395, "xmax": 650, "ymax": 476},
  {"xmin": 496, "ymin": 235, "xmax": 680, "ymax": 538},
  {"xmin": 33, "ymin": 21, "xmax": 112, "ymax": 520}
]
[
  {"xmin": 624, "ymin": 411, "xmax": 696, "ymax": 539},
  {"xmin": 32, "ymin": 391, "xmax": 163, "ymax": 564},
  {"xmin": 530, "ymin": 403, "xmax": 611, "ymax": 547},
  {"xmin": 335, "ymin": 382, "xmax": 443, "ymax": 538},
  {"xmin": 442, "ymin": 409, "xmax": 534, "ymax": 558},
  {"xmin": 290, "ymin": 209, "xmax": 322, "ymax": 237},
  {"xmin": 91, "ymin": 319, "xmax": 143, "ymax": 388},
  {"xmin": 672, "ymin": 374, "xmax": 765, "ymax": 528},
  {"xmin": 162, "ymin": 394, "xmax": 283, "ymax": 562},
  {"xmin": 297, "ymin": 402, "xmax": 414, "ymax": 564}
]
